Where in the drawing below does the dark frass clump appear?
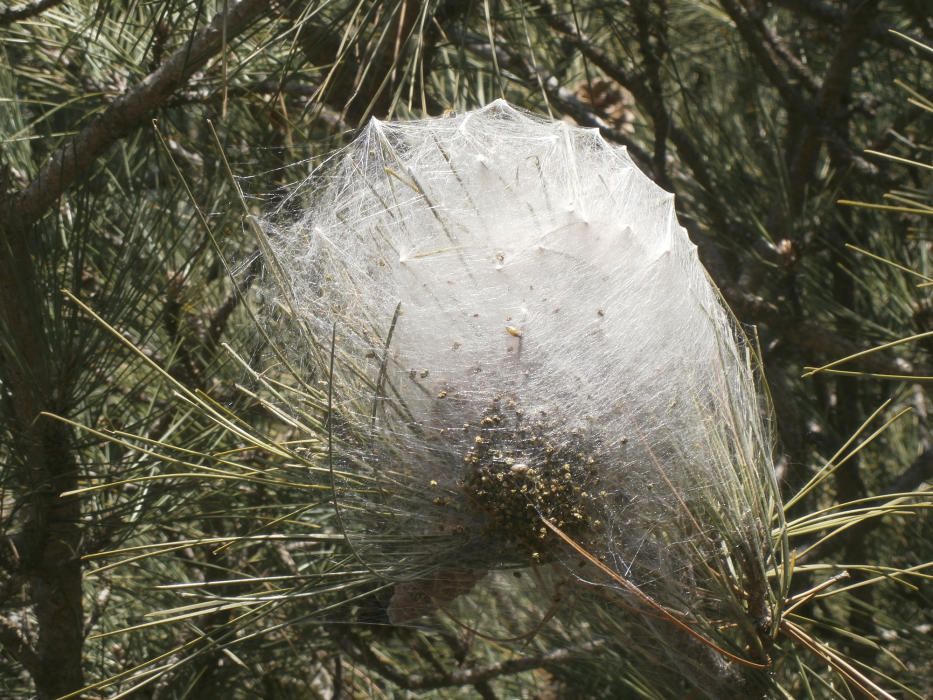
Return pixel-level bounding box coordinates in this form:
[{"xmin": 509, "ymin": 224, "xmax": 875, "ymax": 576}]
[
  {"xmin": 461, "ymin": 397, "xmax": 603, "ymax": 559},
  {"xmin": 387, "ymin": 397, "xmax": 605, "ymax": 623}
]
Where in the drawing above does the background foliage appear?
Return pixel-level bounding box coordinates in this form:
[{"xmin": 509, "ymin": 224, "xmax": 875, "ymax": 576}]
[{"xmin": 0, "ymin": 0, "xmax": 930, "ymax": 697}]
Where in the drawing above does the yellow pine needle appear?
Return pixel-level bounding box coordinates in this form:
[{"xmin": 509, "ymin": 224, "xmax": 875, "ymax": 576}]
[
  {"xmin": 863, "ymin": 149, "xmax": 933, "ymax": 172},
  {"xmin": 837, "ymin": 200, "xmax": 933, "ymax": 215},
  {"xmin": 783, "ymin": 400, "xmax": 895, "ymax": 512},
  {"xmin": 844, "ymin": 243, "xmax": 933, "ymax": 282},
  {"xmin": 802, "ymin": 333, "xmax": 933, "ymax": 378},
  {"xmin": 540, "ymin": 517, "xmax": 771, "ymax": 671}
]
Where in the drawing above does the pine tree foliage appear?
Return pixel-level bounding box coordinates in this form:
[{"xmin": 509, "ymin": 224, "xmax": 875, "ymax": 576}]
[{"xmin": 0, "ymin": 1, "xmax": 930, "ymax": 698}]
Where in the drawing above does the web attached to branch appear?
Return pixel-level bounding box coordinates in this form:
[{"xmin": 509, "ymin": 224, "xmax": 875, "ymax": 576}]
[{"xmin": 261, "ymin": 101, "xmax": 779, "ymax": 635}]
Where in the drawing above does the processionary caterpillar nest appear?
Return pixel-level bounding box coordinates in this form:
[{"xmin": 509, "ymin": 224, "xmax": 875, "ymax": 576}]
[{"xmin": 261, "ymin": 101, "xmax": 780, "ymax": 652}]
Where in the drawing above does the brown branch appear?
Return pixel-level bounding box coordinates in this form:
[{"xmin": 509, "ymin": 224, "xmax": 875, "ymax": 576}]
[
  {"xmin": 718, "ymin": 0, "xmax": 813, "ymax": 113},
  {"xmin": 0, "ymin": 237, "xmax": 86, "ymax": 697},
  {"xmin": 6, "ymin": 0, "xmax": 272, "ymax": 229},
  {"xmin": 471, "ymin": 33, "xmax": 654, "ymax": 169},
  {"xmin": 0, "ymin": 0, "xmax": 65, "ymax": 26},
  {"xmin": 753, "ymin": 7, "xmax": 820, "ymax": 95},
  {"xmin": 891, "ymin": 447, "xmax": 933, "ymax": 495},
  {"xmin": 772, "ymin": 0, "xmax": 930, "ymax": 48},
  {"xmin": 340, "ymin": 633, "xmax": 599, "ymax": 692},
  {"xmin": 630, "ymin": 0, "xmax": 672, "ymax": 190},
  {"xmin": 278, "ymin": 0, "xmax": 428, "ymax": 125},
  {"xmin": 205, "ymin": 251, "xmax": 260, "ymax": 353},
  {"xmin": 771, "ymin": 0, "xmax": 847, "ymax": 24},
  {"xmin": 474, "ymin": 680, "xmax": 499, "ymax": 700},
  {"xmin": 721, "ymin": 1, "xmax": 881, "ymax": 186},
  {"xmin": 544, "ymin": 80, "xmax": 653, "ymax": 169},
  {"xmin": 782, "ymin": 0, "xmax": 880, "ymax": 225}
]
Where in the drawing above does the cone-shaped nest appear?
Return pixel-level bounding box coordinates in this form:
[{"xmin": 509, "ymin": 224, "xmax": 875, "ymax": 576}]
[{"xmin": 262, "ymin": 101, "xmax": 782, "ymax": 647}]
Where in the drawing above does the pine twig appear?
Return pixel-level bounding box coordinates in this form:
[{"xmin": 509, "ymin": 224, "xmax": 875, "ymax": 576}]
[
  {"xmin": 5, "ymin": 0, "xmax": 272, "ymax": 228},
  {"xmin": 0, "ymin": 0, "xmax": 65, "ymax": 26},
  {"xmin": 340, "ymin": 633, "xmax": 600, "ymax": 692}
]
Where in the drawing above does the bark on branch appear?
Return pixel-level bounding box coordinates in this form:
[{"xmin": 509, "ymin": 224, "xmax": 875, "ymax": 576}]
[
  {"xmin": 0, "ymin": 0, "xmax": 65, "ymax": 26},
  {"xmin": 341, "ymin": 634, "xmax": 600, "ymax": 691},
  {"xmin": 7, "ymin": 0, "xmax": 271, "ymax": 228}
]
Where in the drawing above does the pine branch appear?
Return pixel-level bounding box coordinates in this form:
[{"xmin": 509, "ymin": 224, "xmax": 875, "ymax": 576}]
[
  {"xmin": 279, "ymin": 0, "xmax": 412, "ymax": 124},
  {"xmin": 0, "ymin": 0, "xmax": 65, "ymax": 27},
  {"xmin": 340, "ymin": 634, "xmax": 600, "ymax": 691},
  {"xmin": 772, "ymin": 0, "xmax": 930, "ymax": 48},
  {"xmin": 892, "ymin": 447, "xmax": 933, "ymax": 496},
  {"xmin": 782, "ymin": 0, "xmax": 880, "ymax": 226},
  {"xmin": 466, "ymin": 32, "xmax": 654, "ymax": 169},
  {"xmin": 5, "ymin": 0, "xmax": 271, "ymax": 229},
  {"xmin": 630, "ymin": 0, "xmax": 673, "ymax": 190},
  {"xmin": 543, "ymin": 80, "xmax": 652, "ymax": 167},
  {"xmin": 719, "ymin": 0, "xmax": 814, "ymax": 113}
]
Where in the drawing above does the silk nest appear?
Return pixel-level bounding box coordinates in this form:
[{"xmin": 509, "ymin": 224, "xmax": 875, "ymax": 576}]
[{"xmin": 260, "ymin": 101, "xmax": 781, "ymax": 640}]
